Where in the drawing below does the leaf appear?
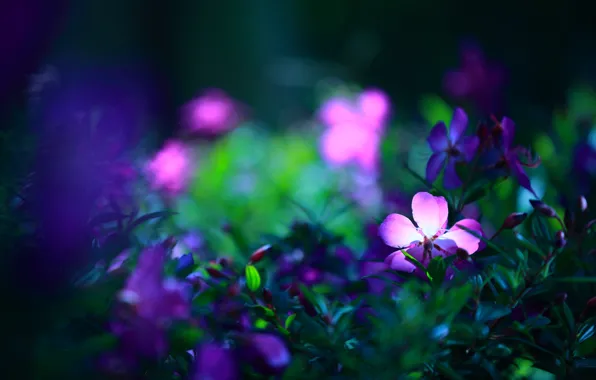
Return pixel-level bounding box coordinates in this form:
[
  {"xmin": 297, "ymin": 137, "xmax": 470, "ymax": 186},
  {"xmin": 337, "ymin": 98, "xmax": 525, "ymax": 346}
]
[
  {"xmin": 169, "ymin": 325, "xmax": 204, "ymax": 353},
  {"xmin": 427, "ymin": 257, "xmax": 447, "ymax": 288},
  {"xmin": 419, "ymin": 94, "xmax": 453, "ymax": 127},
  {"xmin": 556, "ymin": 277, "xmax": 596, "ymax": 283},
  {"xmin": 245, "ymin": 265, "xmax": 261, "ymax": 292},
  {"xmin": 127, "ymin": 210, "xmax": 177, "ymax": 232},
  {"xmin": 402, "ymin": 249, "xmax": 429, "ymax": 276},
  {"xmin": 475, "ymin": 302, "xmax": 511, "ymax": 323},
  {"xmin": 285, "ymin": 313, "xmax": 297, "ymax": 329}
]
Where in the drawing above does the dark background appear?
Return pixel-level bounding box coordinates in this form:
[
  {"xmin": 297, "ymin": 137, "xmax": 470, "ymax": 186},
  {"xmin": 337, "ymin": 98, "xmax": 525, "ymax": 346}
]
[{"xmin": 1, "ymin": 0, "xmax": 596, "ymax": 138}]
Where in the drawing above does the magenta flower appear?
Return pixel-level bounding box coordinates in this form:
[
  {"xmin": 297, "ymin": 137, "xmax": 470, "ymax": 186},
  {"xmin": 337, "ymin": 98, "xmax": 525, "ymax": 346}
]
[
  {"xmin": 181, "ymin": 89, "xmax": 241, "ymax": 136},
  {"xmin": 146, "ymin": 139, "xmax": 193, "ymax": 194},
  {"xmin": 119, "ymin": 244, "xmax": 191, "ymax": 322},
  {"xmin": 426, "ymin": 108, "xmax": 479, "ymax": 189},
  {"xmin": 318, "ymin": 88, "xmax": 390, "ymax": 173},
  {"xmin": 379, "ymin": 192, "xmax": 483, "ymax": 272},
  {"xmin": 443, "ymin": 43, "xmax": 505, "ymax": 114}
]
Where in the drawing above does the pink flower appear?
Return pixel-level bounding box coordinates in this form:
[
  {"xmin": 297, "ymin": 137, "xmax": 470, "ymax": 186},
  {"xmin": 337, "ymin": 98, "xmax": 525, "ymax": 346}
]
[
  {"xmin": 181, "ymin": 89, "xmax": 241, "ymax": 135},
  {"xmin": 146, "ymin": 140, "xmax": 193, "ymax": 194},
  {"xmin": 379, "ymin": 192, "xmax": 483, "ymax": 272},
  {"xmin": 318, "ymin": 88, "xmax": 390, "ymax": 173}
]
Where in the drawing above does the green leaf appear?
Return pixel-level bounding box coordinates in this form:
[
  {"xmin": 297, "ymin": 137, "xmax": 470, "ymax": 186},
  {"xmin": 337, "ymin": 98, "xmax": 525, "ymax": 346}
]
[
  {"xmin": 285, "ymin": 313, "xmax": 297, "ymax": 329},
  {"xmin": 127, "ymin": 210, "xmax": 177, "ymax": 232},
  {"xmin": 245, "ymin": 265, "xmax": 261, "ymax": 292},
  {"xmin": 419, "ymin": 94, "xmax": 453, "ymax": 127},
  {"xmin": 169, "ymin": 325, "xmax": 204, "ymax": 353},
  {"xmin": 402, "ymin": 249, "xmax": 429, "ymax": 276},
  {"xmin": 475, "ymin": 302, "xmax": 511, "ymax": 323},
  {"xmin": 427, "ymin": 257, "xmax": 447, "ymax": 288}
]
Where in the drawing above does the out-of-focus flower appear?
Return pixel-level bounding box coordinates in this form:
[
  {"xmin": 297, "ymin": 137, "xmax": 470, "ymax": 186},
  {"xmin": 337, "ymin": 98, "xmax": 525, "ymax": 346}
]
[
  {"xmin": 573, "ymin": 142, "xmax": 596, "ymax": 192},
  {"xmin": 318, "ymin": 88, "xmax": 390, "ymax": 173},
  {"xmin": 172, "ymin": 231, "xmax": 204, "ymax": 259},
  {"xmin": 146, "ymin": 140, "xmax": 194, "ymax": 195},
  {"xmin": 443, "ymin": 42, "xmax": 505, "ymax": 114},
  {"xmin": 426, "ymin": 108, "xmax": 479, "ymax": 189},
  {"xmin": 379, "ymin": 192, "xmax": 483, "ymax": 272},
  {"xmin": 192, "ymin": 343, "xmax": 239, "ymax": 380},
  {"xmin": 181, "ymin": 89, "xmax": 241, "ymax": 136},
  {"xmin": 239, "ymin": 333, "xmax": 291, "ymax": 376}
]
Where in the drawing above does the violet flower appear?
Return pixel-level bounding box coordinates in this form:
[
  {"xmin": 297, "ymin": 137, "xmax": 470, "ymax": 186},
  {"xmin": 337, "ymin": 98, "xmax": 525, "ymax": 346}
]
[
  {"xmin": 192, "ymin": 343, "xmax": 239, "ymax": 380},
  {"xmin": 426, "ymin": 108, "xmax": 479, "ymax": 189},
  {"xmin": 443, "ymin": 42, "xmax": 505, "ymax": 114},
  {"xmin": 318, "ymin": 88, "xmax": 390, "ymax": 173},
  {"xmin": 181, "ymin": 89, "xmax": 241, "ymax": 136},
  {"xmin": 379, "ymin": 192, "xmax": 483, "ymax": 272},
  {"xmin": 145, "ymin": 139, "xmax": 194, "ymax": 195},
  {"xmin": 238, "ymin": 333, "xmax": 291, "ymax": 375}
]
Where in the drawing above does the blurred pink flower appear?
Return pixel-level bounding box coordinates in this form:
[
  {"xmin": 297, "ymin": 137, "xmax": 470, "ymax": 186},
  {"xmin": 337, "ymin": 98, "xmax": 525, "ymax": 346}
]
[
  {"xmin": 379, "ymin": 192, "xmax": 483, "ymax": 272},
  {"xmin": 146, "ymin": 140, "xmax": 193, "ymax": 194},
  {"xmin": 181, "ymin": 89, "xmax": 241, "ymax": 135},
  {"xmin": 443, "ymin": 43, "xmax": 505, "ymax": 114},
  {"xmin": 318, "ymin": 88, "xmax": 390, "ymax": 173}
]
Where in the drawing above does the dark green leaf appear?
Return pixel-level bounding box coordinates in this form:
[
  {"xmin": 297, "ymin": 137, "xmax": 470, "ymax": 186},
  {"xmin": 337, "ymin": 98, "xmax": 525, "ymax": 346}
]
[
  {"xmin": 475, "ymin": 302, "xmax": 511, "ymax": 323},
  {"xmin": 127, "ymin": 210, "xmax": 177, "ymax": 232}
]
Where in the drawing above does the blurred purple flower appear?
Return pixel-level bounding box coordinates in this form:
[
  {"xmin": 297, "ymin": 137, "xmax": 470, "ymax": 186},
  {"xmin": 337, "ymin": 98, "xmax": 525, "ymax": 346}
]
[
  {"xmin": 359, "ymin": 223, "xmax": 400, "ymax": 294},
  {"xmin": 192, "ymin": 343, "xmax": 239, "ymax": 380},
  {"xmin": 181, "ymin": 89, "xmax": 242, "ymax": 136},
  {"xmin": 426, "ymin": 108, "xmax": 479, "ymax": 189},
  {"xmin": 318, "ymin": 88, "xmax": 390, "ymax": 173},
  {"xmin": 573, "ymin": 142, "xmax": 596, "ymax": 191},
  {"xmin": 239, "ymin": 333, "xmax": 291, "ymax": 375},
  {"xmin": 380, "ymin": 192, "xmax": 483, "ymax": 272},
  {"xmin": 146, "ymin": 139, "xmax": 194, "ymax": 195},
  {"xmin": 443, "ymin": 43, "xmax": 505, "ymax": 114}
]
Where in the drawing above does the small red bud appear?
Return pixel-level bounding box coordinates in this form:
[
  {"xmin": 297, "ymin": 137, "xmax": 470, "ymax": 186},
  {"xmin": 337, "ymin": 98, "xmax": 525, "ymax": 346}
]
[
  {"xmin": 579, "ymin": 196, "xmax": 588, "ymax": 212},
  {"xmin": 299, "ymin": 293, "xmax": 318, "ymax": 317},
  {"xmin": 228, "ymin": 282, "xmax": 241, "ymax": 296},
  {"xmin": 554, "ymin": 292, "xmax": 568, "ymax": 305},
  {"xmin": 502, "ymin": 212, "xmax": 527, "ymax": 229},
  {"xmin": 249, "ymin": 244, "xmax": 271, "ymax": 264},
  {"xmin": 321, "ymin": 314, "xmax": 332, "ymax": 325},
  {"xmin": 217, "ymin": 257, "xmax": 231, "ymax": 267},
  {"xmin": 262, "ymin": 288, "xmax": 273, "ymax": 304},
  {"xmin": 554, "ymin": 230, "xmax": 566, "ymax": 249},
  {"xmin": 206, "ymin": 267, "xmax": 227, "ymax": 279},
  {"xmin": 287, "ymin": 283, "xmax": 300, "ymax": 298},
  {"xmin": 529, "ymin": 200, "xmax": 557, "ymax": 218}
]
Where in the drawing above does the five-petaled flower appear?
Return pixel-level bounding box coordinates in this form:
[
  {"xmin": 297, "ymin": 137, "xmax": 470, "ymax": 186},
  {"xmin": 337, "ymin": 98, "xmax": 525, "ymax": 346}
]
[
  {"xmin": 318, "ymin": 88, "xmax": 390, "ymax": 173},
  {"xmin": 379, "ymin": 192, "xmax": 483, "ymax": 272},
  {"xmin": 426, "ymin": 108, "xmax": 479, "ymax": 189}
]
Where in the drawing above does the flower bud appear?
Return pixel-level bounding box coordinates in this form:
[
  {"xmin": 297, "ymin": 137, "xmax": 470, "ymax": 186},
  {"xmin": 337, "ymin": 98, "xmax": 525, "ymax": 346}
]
[
  {"xmin": 287, "ymin": 282, "xmax": 300, "ymax": 298},
  {"xmin": 262, "ymin": 288, "xmax": 273, "ymax": 304},
  {"xmin": 564, "ymin": 208, "xmax": 574, "ymax": 231},
  {"xmin": 579, "ymin": 196, "xmax": 588, "ymax": 212},
  {"xmin": 554, "ymin": 230, "xmax": 566, "ymax": 249},
  {"xmin": 249, "ymin": 244, "xmax": 271, "ymax": 264},
  {"xmin": 217, "ymin": 257, "xmax": 231, "ymax": 267},
  {"xmin": 554, "ymin": 292, "xmax": 568, "ymax": 305},
  {"xmin": 206, "ymin": 267, "xmax": 227, "ymax": 279},
  {"xmin": 501, "ymin": 212, "xmax": 527, "ymax": 229},
  {"xmin": 299, "ymin": 293, "xmax": 318, "ymax": 317},
  {"xmin": 529, "ymin": 200, "xmax": 557, "ymax": 218}
]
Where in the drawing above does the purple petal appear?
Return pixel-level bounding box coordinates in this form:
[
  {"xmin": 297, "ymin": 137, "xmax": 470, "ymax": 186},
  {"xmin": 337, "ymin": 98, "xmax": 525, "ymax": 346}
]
[
  {"xmin": 193, "ymin": 343, "xmax": 239, "ymax": 380},
  {"xmin": 385, "ymin": 250, "xmax": 416, "ymax": 272},
  {"xmin": 379, "ymin": 213, "xmax": 421, "ymax": 248},
  {"xmin": 426, "ymin": 152, "xmax": 447, "ymax": 183},
  {"xmin": 457, "ymin": 136, "xmax": 479, "ymax": 162},
  {"xmin": 411, "ymin": 192, "xmax": 446, "ymax": 237},
  {"xmin": 510, "ymin": 158, "xmax": 536, "ymax": 196},
  {"xmin": 243, "ymin": 333, "xmax": 291, "ymax": 375},
  {"xmin": 442, "ymin": 159, "xmax": 462, "ymax": 189},
  {"xmin": 501, "ymin": 117, "xmax": 515, "ymax": 150},
  {"xmin": 427, "ymin": 122, "xmax": 449, "ymax": 152},
  {"xmin": 451, "ymin": 218, "xmax": 486, "ymax": 251},
  {"xmin": 448, "ymin": 108, "xmax": 469, "ymax": 144}
]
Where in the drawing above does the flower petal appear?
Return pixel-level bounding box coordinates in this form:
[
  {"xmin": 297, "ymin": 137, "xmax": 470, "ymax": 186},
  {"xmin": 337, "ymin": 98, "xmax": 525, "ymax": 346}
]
[
  {"xmin": 318, "ymin": 98, "xmax": 355, "ymax": 126},
  {"xmin": 319, "ymin": 125, "xmax": 359, "ymax": 166},
  {"xmin": 427, "ymin": 122, "xmax": 449, "ymax": 152},
  {"xmin": 358, "ymin": 89, "xmax": 390, "ymax": 126},
  {"xmin": 426, "ymin": 152, "xmax": 447, "ymax": 183},
  {"xmin": 449, "ymin": 108, "xmax": 469, "ymax": 144},
  {"xmin": 379, "ymin": 213, "xmax": 421, "ymax": 248},
  {"xmin": 436, "ymin": 195, "xmax": 449, "ymax": 230},
  {"xmin": 451, "ymin": 218, "xmax": 486, "ymax": 250},
  {"xmin": 384, "ymin": 250, "xmax": 416, "ymax": 272},
  {"xmin": 437, "ymin": 219, "xmax": 482, "ymax": 255},
  {"xmin": 510, "ymin": 157, "xmax": 536, "ymax": 196},
  {"xmin": 442, "ymin": 159, "xmax": 462, "ymax": 189},
  {"xmin": 412, "ymin": 192, "xmax": 444, "ymax": 236},
  {"xmin": 457, "ymin": 136, "xmax": 479, "ymax": 162},
  {"xmin": 501, "ymin": 117, "xmax": 515, "ymax": 150}
]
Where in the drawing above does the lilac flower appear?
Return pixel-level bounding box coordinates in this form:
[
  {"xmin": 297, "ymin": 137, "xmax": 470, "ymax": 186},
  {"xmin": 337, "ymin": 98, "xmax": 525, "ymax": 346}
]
[
  {"xmin": 359, "ymin": 223, "xmax": 400, "ymax": 294},
  {"xmin": 573, "ymin": 142, "xmax": 596, "ymax": 192},
  {"xmin": 318, "ymin": 88, "xmax": 390, "ymax": 173},
  {"xmin": 238, "ymin": 333, "xmax": 291, "ymax": 375},
  {"xmin": 484, "ymin": 117, "xmax": 539, "ymax": 196},
  {"xmin": 192, "ymin": 343, "xmax": 239, "ymax": 380},
  {"xmin": 443, "ymin": 42, "xmax": 506, "ymax": 114},
  {"xmin": 379, "ymin": 192, "xmax": 483, "ymax": 272},
  {"xmin": 146, "ymin": 139, "xmax": 194, "ymax": 195},
  {"xmin": 181, "ymin": 89, "xmax": 241, "ymax": 136},
  {"xmin": 426, "ymin": 108, "xmax": 479, "ymax": 189}
]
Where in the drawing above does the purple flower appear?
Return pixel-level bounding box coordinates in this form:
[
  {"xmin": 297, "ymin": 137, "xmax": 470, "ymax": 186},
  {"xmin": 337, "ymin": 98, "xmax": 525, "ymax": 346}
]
[
  {"xmin": 486, "ymin": 117, "xmax": 538, "ymax": 197},
  {"xmin": 238, "ymin": 333, "xmax": 291, "ymax": 375},
  {"xmin": 181, "ymin": 89, "xmax": 242, "ymax": 136},
  {"xmin": 426, "ymin": 108, "xmax": 479, "ymax": 189},
  {"xmin": 145, "ymin": 139, "xmax": 194, "ymax": 195},
  {"xmin": 192, "ymin": 343, "xmax": 239, "ymax": 380},
  {"xmin": 573, "ymin": 142, "xmax": 596, "ymax": 192},
  {"xmin": 443, "ymin": 42, "xmax": 506, "ymax": 114}
]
